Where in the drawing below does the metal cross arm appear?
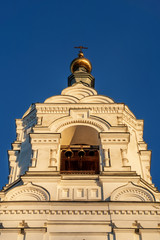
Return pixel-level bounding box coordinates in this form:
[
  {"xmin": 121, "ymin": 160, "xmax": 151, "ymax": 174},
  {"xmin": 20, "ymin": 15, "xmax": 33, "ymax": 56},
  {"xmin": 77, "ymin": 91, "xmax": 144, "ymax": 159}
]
[{"xmin": 74, "ymin": 46, "xmax": 88, "ymax": 53}]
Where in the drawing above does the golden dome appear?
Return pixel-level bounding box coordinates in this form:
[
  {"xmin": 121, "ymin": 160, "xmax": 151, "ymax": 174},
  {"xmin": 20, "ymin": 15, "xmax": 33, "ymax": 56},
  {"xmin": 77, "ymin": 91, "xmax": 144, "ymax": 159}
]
[{"xmin": 70, "ymin": 52, "xmax": 92, "ymax": 73}]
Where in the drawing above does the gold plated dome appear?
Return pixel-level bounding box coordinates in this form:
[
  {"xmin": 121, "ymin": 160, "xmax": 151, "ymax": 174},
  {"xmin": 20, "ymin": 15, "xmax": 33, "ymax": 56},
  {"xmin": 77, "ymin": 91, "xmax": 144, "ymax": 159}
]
[{"xmin": 70, "ymin": 52, "xmax": 92, "ymax": 73}]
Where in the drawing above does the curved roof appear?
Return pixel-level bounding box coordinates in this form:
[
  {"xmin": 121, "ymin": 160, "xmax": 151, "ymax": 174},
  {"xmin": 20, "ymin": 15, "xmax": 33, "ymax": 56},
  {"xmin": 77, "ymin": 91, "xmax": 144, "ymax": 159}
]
[{"xmin": 44, "ymin": 83, "xmax": 114, "ymax": 104}]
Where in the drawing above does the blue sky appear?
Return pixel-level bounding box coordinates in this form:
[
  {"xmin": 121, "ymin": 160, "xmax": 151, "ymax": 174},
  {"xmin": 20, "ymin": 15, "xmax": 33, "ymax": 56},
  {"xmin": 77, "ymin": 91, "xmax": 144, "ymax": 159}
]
[{"xmin": 0, "ymin": 0, "xmax": 160, "ymax": 190}]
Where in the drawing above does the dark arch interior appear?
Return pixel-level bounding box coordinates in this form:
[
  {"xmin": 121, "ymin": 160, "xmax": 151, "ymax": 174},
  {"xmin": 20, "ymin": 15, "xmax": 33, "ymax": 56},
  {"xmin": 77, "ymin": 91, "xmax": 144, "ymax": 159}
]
[{"xmin": 60, "ymin": 126, "xmax": 100, "ymax": 174}]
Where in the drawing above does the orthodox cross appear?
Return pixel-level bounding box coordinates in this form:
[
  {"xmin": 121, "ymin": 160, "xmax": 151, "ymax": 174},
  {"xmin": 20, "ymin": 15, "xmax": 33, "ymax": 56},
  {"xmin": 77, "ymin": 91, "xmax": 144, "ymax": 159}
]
[{"xmin": 74, "ymin": 46, "xmax": 88, "ymax": 53}]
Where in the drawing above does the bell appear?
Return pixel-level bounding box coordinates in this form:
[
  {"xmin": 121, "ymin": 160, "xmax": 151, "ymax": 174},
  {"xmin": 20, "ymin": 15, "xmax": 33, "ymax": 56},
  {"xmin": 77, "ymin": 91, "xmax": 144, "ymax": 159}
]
[
  {"xmin": 65, "ymin": 149, "xmax": 73, "ymax": 158},
  {"xmin": 89, "ymin": 150, "xmax": 95, "ymax": 156},
  {"xmin": 78, "ymin": 148, "xmax": 85, "ymax": 158}
]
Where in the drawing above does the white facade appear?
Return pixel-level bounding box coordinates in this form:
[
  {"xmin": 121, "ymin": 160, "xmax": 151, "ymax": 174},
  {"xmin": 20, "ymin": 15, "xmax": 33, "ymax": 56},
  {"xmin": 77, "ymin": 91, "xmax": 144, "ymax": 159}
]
[{"xmin": 0, "ymin": 53, "xmax": 160, "ymax": 240}]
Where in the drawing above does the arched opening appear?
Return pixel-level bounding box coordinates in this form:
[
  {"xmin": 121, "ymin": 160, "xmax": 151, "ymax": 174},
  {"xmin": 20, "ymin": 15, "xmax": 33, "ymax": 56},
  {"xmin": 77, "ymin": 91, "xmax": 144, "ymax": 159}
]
[{"xmin": 60, "ymin": 125, "xmax": 100, "ymax": 174}]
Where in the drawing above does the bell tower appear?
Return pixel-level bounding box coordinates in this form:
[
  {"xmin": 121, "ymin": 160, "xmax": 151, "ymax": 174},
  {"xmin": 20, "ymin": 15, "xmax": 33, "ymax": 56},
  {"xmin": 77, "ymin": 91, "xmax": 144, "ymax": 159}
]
[{"xmin": 0, "ymin": 51, "xmax": 160, "ymax": 240}]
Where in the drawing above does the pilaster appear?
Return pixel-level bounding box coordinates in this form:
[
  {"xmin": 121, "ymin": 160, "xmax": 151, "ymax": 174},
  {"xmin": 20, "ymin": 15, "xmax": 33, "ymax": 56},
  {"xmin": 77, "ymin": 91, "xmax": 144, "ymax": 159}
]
[
  {"xmin": 29, "ymin": 133, "xmax": 61, "ymax": 172},
  {"xmin": 100, "ymin": 132, "xmax": 130, "ymax": 172}
]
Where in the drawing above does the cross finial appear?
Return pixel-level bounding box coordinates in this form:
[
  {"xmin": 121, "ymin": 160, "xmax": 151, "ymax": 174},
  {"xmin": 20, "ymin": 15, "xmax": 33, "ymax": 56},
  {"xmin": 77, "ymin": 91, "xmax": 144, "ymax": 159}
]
[{"xmin": 74, "ymin": 46, "xmax": 88, "ymax": 53}]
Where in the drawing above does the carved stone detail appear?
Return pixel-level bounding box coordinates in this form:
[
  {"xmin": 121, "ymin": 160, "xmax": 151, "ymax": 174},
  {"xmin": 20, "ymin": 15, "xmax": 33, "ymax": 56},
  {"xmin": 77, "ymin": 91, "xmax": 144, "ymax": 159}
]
[
  {"xmin": 5, "ymin": 182, "xmax": 50, "ymax": 201},
  {"xmin": 58, "ymin": 186, "xmax": 101, "ymax": 201},
  {"xmin": 0, "ymin": 209, "xmax": 160, "ymax": 216},
  {"xmin": 56, "ymin": 119, "xmax": 105, "ymax": 132},
  {"xmin": 36, "ymin": 105, "xmax": 124, "ymax": 114},
  {"xmin": 111, "ymin": 182, "xmax": 155, "ymax": 202}
]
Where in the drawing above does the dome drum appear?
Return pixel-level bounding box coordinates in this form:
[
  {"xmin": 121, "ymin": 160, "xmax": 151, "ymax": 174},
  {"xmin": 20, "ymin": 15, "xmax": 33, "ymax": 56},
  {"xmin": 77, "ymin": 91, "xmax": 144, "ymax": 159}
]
[{"xmin": 68, "ymin": 72, "xmax": 95, "ymax": 88}]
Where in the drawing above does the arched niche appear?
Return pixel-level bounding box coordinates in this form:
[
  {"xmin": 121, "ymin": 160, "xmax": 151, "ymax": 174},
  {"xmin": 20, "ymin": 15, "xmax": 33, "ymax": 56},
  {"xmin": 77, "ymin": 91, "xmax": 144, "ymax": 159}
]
[{"xmin": 60, "ymin": 125, "xmax": 100, "ymax": 174}]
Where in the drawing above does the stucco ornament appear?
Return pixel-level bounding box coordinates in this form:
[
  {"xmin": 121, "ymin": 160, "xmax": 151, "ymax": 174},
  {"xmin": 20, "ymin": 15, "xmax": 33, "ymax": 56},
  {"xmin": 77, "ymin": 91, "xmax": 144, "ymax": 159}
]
[
  {"xmin": 4, "ymin": 182, "xmax": 50, "ymax": 201},
  {"xmin": 110, "ymin": 182, "xmax": 155, "ymax": 202}
]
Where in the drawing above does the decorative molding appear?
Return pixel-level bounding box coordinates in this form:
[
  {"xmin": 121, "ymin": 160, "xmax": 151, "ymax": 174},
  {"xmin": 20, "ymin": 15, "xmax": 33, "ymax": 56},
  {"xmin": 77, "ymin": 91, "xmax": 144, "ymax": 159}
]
[
  {"xmin": 50, "ymin": 111, "xmax": 111, "ymax": 133},
  {"xmin": 35, "ymin": 105, "xmax": 124, "ymax": 114},
  {"xmin": 58, "ymin": 187, "xmax": 101, "ymax": 201},
  {"xmin": 4, "ymin": 182, "xmax": 50, "ymax": 201},
  {"xmin": 111, "ymin": 182, "xmax": 155, "ymax": 202},
  {"xmin": 101, "ymin": 138, "xmax": 128, "ymax": 143},
  {"xmin": 117, "ymin": 111, "xmax": 144, "ymax": 142},
  {"xmin": 0, "ymin": 209, "xmax": 160, "ymax": 216},
  {"xmin": 12, "ymin": 142, "xmax": 21, "ymax": 151},
  {"xmin": 100, "ymin": 132, "xmax": 130, "ymax": 145},
  {"xmin": 31, "ymin": 139, "xmax": 58, "ymax": 144},
  {"xmin": 36, "ymin": 106, "xmax": 69, "ymax": 114},
  {"xmin": 122, "ymin": 111, "xmax": 143, "ymax": 131},
  {"xmin": 92, "ymin": 106, "xmax": 123, "ymax": 114},
  {"xmin": 56, "ymin": 119, "xmax": 105, "ymax": 132},
  {"xmin": 30, "ymin": 133, "xmax": 60, "ymax": 145}
]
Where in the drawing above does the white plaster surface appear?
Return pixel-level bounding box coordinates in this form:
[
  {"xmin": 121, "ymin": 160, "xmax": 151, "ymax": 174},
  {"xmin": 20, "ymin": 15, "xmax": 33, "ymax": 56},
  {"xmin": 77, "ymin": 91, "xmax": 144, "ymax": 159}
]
[{"xmin": 0, "ymin": 82, "xmax": 160, "ymax": 239}]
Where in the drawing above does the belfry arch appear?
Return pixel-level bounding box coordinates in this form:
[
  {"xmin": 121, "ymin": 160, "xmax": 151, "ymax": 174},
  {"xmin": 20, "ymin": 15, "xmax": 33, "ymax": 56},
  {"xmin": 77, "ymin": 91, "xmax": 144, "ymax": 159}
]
[
  {"xmin": 60, "ymin": 125, "xmax": 100, "ymax": 174},
  {"xmin": 60, "ymin": 125, "xmax": 100, "ymax": 146}
]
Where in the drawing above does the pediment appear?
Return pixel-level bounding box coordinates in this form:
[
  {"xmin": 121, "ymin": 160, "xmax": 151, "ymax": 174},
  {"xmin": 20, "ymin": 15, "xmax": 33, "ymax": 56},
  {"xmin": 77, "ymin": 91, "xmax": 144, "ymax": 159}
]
[
  {"xmin": 4, "ymin": 182, "xmax": 50, "ymax": 201},
  {"xmin": 110, "ymin": 182, "xmax": 155, "ymax": 202}
]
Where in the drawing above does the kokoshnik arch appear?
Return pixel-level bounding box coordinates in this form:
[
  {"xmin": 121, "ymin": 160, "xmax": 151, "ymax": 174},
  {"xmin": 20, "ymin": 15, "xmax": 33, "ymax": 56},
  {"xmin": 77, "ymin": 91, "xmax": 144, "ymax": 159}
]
[{"xmin": 0, "ymin": 49, "xmax": 160, "ymax": 240}]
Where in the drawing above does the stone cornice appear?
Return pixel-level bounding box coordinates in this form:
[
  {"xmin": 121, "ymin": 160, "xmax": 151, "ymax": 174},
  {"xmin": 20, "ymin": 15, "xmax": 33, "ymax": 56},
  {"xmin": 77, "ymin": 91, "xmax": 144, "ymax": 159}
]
[
  {"xmin": 18, "ymin": 103, "xmax": 144, "ymax": 134},
  {"xmin": 0, "ymin": 201, "xmax": 160, "ymax": 218},
  {"xmin": 121, "ymin": 111, "xmax": 143, "ymax": 131},
  {"xmin": 35, "ymin": 103, "xmax": 125, "ymax": 114},
  {"xmin": 0, "ymin": 227, "xmax": 46, "ymax": 233},
  {"xmin": 30, "ymin": 133, "xmax": 60, "ymax": 145},
  {"xmin": 100, "ymin": 132, "xmax": 130, "ymax": 144},
  {"xmin": 0, "ymin": 208, "xmax": 160, "ymax": 216}
]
